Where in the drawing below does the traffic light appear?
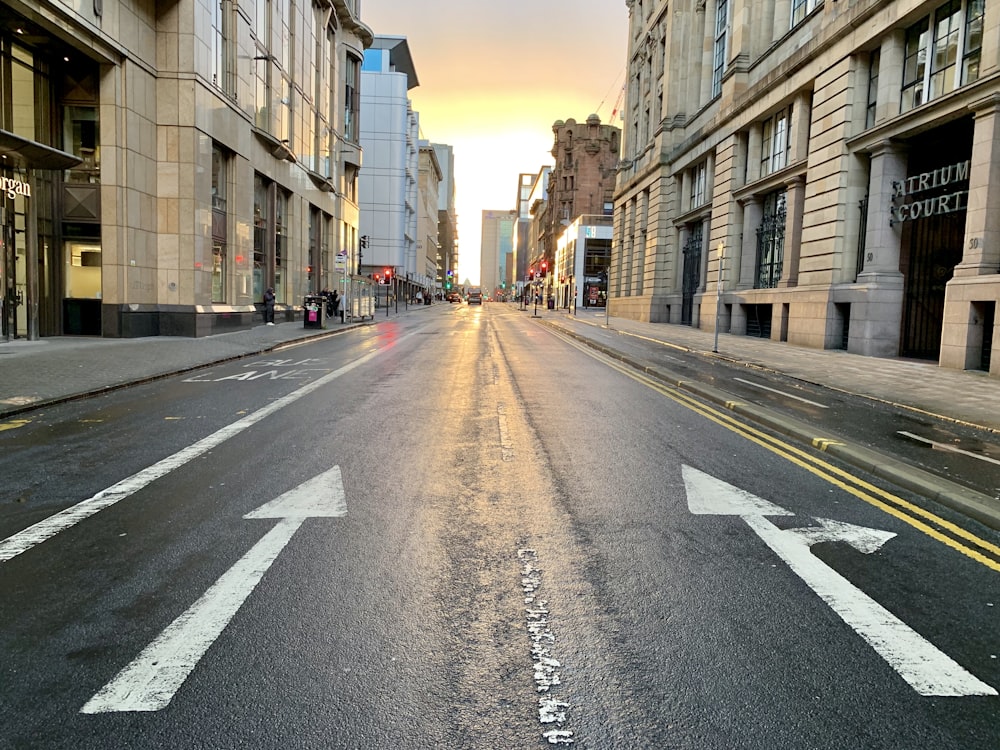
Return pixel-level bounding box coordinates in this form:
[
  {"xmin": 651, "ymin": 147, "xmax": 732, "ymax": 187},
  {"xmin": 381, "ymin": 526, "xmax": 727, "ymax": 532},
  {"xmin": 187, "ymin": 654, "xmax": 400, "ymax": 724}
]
[
  {"xmin": 529, "ymin": 268, "xmax": 535, "ymax": 281},
  {"xmin": 373, "ymin": 273, "xmax": 381, "ymax": 284},
  {"xmin": 540, "ymin": 260, "xmax": 548, "ymax": 278},
  {"xmin": 383, "ymin": 267, "xmax": 393, "ymax": 283},
  {"xmin": 446, "ymin": 281, "xmax": 452, "ymax": 289}
]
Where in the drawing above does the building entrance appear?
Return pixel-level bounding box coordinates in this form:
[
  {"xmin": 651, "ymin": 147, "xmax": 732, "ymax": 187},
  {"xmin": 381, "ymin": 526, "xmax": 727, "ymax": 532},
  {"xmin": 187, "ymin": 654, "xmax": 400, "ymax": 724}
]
[{"xmin": 898, "ymin": 120, "xmax": 972, "ymax": 360}]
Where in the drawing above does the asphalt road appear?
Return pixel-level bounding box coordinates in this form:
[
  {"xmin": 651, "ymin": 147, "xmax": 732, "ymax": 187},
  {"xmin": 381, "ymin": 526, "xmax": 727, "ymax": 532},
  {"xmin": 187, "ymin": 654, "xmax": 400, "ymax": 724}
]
[{"xmin": 1, "ymin": 304, "xmax": 998, "ymax": 749}]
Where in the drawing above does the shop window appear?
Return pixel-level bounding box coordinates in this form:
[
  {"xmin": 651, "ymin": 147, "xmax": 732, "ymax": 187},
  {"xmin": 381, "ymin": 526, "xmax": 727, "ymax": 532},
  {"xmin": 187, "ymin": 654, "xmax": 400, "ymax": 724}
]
[
  {"xmin": 212, "ymin": 242, "xmax": 226, "ymax": 303},
  {"xmin": 761, "ymin": 106, "xmax": 792, "ymax": 177},
  {"xmin": 211, "ymin": 145, "xmax": 228, "ymax": 303},
  {"xmin": 274, "ymin": 188, "xmax": 289, "ymax": 301},
  {"xmin": 901, "ymin": 0, "xmax": 983, "ymax": 114},
  {"xmin": 253, "ymin": 174, "xmax": 268, "ymax": 301},
  {"xmin": 65, "ymin": 242, "xmax": 102, "ymax": 298},
  {"xmin": 712, "ymin": 0, "xmax": 729, "ymax": 99},
  {"xmin": 790, "ymin": 0, "xmax": 822, "ymax": 29}
]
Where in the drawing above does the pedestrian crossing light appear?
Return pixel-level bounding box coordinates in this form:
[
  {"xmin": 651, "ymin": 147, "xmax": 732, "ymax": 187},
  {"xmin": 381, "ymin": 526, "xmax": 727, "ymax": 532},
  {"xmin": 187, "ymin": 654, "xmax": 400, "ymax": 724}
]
[
  {"xmin": 540, "ymin": 260, "xmax": 548, "ymax": 278},
  {"xmin": 383, "ymin": 267, "xmax": 393, "ymax": 283}
]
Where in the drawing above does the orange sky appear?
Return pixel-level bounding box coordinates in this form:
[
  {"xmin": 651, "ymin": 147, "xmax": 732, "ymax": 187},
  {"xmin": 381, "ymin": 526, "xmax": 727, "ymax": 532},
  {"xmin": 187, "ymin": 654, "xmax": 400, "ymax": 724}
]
[{"xmin": 361, "ymin": 1, "xmax": 629, "ymax": 284}]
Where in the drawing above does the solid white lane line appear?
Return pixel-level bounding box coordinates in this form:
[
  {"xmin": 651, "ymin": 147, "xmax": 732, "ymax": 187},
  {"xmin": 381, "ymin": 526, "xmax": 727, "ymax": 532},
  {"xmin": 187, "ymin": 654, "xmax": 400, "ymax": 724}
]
[
  {"xmin": 81, "ymin": 517, "xmax": 301, "ymax": 713},
  {"xmin": 733, "ymin": 377, "xmax": 829, "ymax": 408},
  {"xmin": 0, "ymin": 343, "xmax": 390, "ymax": 563},
  {"xmin": 897, "ymin": 431, "xmax": 1000, "ymax": 467}
]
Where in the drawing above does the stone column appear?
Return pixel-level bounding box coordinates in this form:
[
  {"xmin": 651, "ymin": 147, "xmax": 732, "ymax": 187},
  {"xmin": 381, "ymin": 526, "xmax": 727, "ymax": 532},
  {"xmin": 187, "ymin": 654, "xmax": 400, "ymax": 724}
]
[
  {"xmin": 746, "ymin": 123, "xmax": 763, "ymax": 184},
  {"xmin": 778, "ymin": 175, "xmax": 805, "ymax": 287},
  {"xmin": 738, "ymin": 195, "xmax": 762, "ymax": 289},
  {"xmin": 790, "ymin": 90, "xmax": 812, "ymax": 163},
  {"xmin": 954, "ymin": 94, "xmax": 1000, "ymax": 276},
  {"xmin": 853, "ymin": 140, "xmax": 907, "ymax": 357},
  {"xmin": 940, "ymin": 93, "xmax": 1000, "ymax": 370}
]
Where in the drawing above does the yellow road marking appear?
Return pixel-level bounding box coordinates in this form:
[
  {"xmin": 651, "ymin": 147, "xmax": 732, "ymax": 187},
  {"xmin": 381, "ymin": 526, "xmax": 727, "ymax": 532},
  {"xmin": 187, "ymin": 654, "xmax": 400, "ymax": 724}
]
[
  {"xmin": 0, "ymin": 419, "xmax": 30, "ymax": 432},
  {"xmin": 551, "ymin": 330, "xmax": 1000, "ymax": 572}
]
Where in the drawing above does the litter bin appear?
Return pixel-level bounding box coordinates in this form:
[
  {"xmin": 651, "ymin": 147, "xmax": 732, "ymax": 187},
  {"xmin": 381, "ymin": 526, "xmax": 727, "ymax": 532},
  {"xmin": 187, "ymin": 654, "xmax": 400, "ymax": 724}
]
[
  {"xmin": 547, "ymin": 297, "xmax": 555, "ymax": 310},
  {"xmin": 303, "ymin": 295, "xmax": 325, "ymax": 329}
]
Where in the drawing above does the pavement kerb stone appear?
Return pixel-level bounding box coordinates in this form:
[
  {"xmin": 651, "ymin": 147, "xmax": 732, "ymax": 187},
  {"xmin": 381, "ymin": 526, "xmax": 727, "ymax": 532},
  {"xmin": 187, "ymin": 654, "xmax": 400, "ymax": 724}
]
[
  {"xmin": 0, "ymin": 323, "xmax": 363, "ymax": 420},
  {"xmin": 540, "ymin": 318, "xmax": 1000, "ymax": 531}
]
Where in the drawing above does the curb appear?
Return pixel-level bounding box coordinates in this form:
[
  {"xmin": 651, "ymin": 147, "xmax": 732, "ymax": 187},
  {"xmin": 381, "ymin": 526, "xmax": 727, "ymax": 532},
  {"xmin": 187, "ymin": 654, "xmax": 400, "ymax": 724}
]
[{"xmin": 540, "ymin": 319, "xmax": 1000, "ymax": 532}]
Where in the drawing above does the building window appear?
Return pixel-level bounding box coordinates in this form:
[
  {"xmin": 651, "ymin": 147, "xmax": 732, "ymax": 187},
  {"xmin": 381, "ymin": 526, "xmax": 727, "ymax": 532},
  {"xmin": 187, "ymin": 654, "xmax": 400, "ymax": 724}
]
[
  {"xmin": 755, "ymin": 191, "xmax": 786, "ymax": 289},
  {"xmin": 344, "ymin": 54, "xmax": 361, "ymax": 143},
  {"xmin": 64, "ymin": 106, "xmax": 100, "ymax": 184},
  {"xmin": 761, "ymin": 106, "xmax": 792, "ymax": 177},
  {"xmin": 790, "ymin": 0, "xmax": 822, "ymax": 28},
  {"xmin": 712, "ymin": 0, "xmax": 729, "ymax": 98},
  {"xmin": 252, "ymin": 0, "xmax": 272, "ymax": 130},
  {"xmin": 866, "ymin": 49, "xmax": 880, "ymax": 129},
  {"xmin": 901, "ymin": 0, "xmax": 983, "ymax": 114},
  {"xmin": 210, "ymin": 0, "xmax": 235, "ymax": 96},
  {"xmin": 691, "ymin": 160, "xmax": 707, "ymax": 209}
]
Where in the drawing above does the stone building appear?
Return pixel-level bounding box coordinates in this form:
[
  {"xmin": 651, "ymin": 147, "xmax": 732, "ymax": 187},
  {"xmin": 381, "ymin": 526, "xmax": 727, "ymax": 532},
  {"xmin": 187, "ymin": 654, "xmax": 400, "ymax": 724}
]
[
  {"xmin": 614, "ymin": 0, "xmax": 1000, "ymax": 375},
  {"xmin": 1, "ymin": 0, "xmax": 372, "ymax": 339},
  {"xmin": 536, "ymin": 116, "xmax": 620, "ymax": 301}
]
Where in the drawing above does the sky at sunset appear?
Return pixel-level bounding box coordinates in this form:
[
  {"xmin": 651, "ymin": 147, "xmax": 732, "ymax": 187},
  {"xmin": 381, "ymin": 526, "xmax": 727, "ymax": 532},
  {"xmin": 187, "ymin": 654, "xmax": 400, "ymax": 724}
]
[{"xmin": 361, "ymin": 1, "xmax": 629, "ymax": 284}]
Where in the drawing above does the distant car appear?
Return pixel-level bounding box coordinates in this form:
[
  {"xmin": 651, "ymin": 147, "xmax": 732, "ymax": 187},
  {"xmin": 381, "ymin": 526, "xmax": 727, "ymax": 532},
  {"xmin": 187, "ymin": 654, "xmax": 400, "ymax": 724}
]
[
  {"xmin": 467, "ymin": 287, "xmax": 483, "ymax": 304},
  {"xmin": 447, "ymin": 292, "xmax": 461, "ymax": 303}
]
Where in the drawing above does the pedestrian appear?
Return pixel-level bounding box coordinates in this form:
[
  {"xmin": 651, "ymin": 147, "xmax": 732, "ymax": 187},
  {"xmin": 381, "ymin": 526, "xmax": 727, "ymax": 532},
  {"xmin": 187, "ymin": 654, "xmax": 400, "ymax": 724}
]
[
  {"xmin": 263, "ymin": 286, "xmax": 276, "ymax": 325},
  {"xmin": 336, "ymin": 291, "xmax": 345, "ymax": 323}
]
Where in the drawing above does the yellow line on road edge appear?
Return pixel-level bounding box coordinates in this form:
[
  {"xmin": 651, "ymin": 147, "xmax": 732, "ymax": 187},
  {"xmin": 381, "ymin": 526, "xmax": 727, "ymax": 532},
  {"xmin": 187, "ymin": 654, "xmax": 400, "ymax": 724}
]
[
  {"xmin": 555, "ymin": 330, "xmax": 1000, "ymax": 572},
  {"xmin": 0, "ymin": 419, "xmax": 30, "ymax": 432}
]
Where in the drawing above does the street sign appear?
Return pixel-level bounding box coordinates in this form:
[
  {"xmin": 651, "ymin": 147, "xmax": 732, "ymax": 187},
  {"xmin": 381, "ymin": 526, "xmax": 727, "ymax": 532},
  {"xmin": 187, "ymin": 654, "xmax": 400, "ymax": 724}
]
[
  {"xmin": 682, "ymin": 464, "xmax": 997, "ymax": 697},
  {"xmin": 334, "ymin": 251, "xmax": 347, "ymax": 272}
]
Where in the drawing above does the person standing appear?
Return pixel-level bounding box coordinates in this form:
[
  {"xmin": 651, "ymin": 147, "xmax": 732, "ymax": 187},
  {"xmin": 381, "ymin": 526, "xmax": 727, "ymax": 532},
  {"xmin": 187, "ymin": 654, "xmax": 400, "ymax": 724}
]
[
  {"xmin": 336, "ymin": 290, "xmax": 345, "ymax": 323},
  {"xmin": 263, "ymin": 286, "xmax": 276, "ymax": 325}
]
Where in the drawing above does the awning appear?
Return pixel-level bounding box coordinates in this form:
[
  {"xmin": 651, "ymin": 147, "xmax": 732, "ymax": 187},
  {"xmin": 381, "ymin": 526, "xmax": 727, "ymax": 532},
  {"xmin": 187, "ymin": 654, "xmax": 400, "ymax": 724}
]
[{"xmin": 0, "ymin": 128, "xmax": 82, "ymax": 170}]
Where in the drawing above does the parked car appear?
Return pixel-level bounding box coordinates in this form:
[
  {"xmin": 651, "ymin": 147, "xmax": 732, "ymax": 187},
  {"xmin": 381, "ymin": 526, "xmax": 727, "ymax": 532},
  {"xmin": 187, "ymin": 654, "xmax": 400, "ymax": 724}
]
[{"xmin": 467, "ymin": 286, "xmax": 483, "ymax": 304}]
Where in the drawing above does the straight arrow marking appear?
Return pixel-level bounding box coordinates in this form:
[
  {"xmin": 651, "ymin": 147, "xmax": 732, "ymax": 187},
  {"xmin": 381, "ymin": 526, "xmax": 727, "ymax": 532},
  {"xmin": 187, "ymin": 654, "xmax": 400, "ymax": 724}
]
[
  {"xmin": 80, "ymin": 518, "xmax": 301, "ymax": 713},
  {"xmin": 81, "ymin": 467, "xmax": 347, "ymax": 714},
  {"xmin": 683, "ymin": 465, "xmax": 996, "ymax": 697}
]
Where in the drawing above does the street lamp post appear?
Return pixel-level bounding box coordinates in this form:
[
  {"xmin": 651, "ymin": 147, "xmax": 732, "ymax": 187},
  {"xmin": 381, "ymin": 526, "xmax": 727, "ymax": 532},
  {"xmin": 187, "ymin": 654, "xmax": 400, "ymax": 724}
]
[{"xmin": 713, "ymin": 242, "xmax": 725, "ymax": 353}]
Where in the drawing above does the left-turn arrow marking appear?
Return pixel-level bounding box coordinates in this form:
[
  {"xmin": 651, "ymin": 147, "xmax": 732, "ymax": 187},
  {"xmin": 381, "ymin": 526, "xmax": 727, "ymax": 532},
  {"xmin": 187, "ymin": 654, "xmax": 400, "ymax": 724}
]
[{"xmin": 81, "ymin": 466, "xmax": 347, "ymax": 714}]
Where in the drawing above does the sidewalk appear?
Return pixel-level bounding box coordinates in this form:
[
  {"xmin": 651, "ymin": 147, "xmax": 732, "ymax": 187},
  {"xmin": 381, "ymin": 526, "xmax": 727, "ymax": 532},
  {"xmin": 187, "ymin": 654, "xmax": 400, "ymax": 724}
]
[
  {"xmin": 545, "ymin": 307, "xmax": 1000, "ymax": 433},
  {"xmin": 0, "ymin": 318, "xmax": 366, "ymax": 417}
]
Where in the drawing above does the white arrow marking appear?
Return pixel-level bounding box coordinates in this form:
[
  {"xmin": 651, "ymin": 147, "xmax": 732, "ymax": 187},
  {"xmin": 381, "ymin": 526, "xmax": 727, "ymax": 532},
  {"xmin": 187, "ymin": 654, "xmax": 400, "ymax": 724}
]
[
  {"xmin": 786, "ymin": 517, "xmax": 897, "ymax": 554},
  {"xmin": 683, "ymin": 465, "xmax": 793, "ymax": 516},
  {"xmin": 682, "ymin": 465, "xmax": 996, "ymax": 697},
  {"xmin": 81, "ymin": 467, "xmax": 346, "ymax": 713}
]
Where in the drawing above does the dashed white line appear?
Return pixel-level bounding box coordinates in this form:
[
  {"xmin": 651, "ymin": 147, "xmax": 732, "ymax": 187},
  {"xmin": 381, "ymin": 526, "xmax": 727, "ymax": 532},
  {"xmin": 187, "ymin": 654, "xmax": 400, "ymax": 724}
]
[
  {"xmin": 519, "ymin": 548, "xmax": 574, "ymax": 745},
  {"xmin": 897, "ymin": 431, "xmax": 1000, "ymax": 467},
  {"xmin": 733, "ymin": 377, "xmax": 828, "ymax": 408}
]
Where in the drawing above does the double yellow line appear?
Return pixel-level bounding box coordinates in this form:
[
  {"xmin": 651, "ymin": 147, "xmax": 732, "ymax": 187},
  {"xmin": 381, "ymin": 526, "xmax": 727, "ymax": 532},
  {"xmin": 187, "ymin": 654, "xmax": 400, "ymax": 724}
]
[{"xmin": 566, "ymin": 333, "xmax": 1000, "ymax": 573}]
